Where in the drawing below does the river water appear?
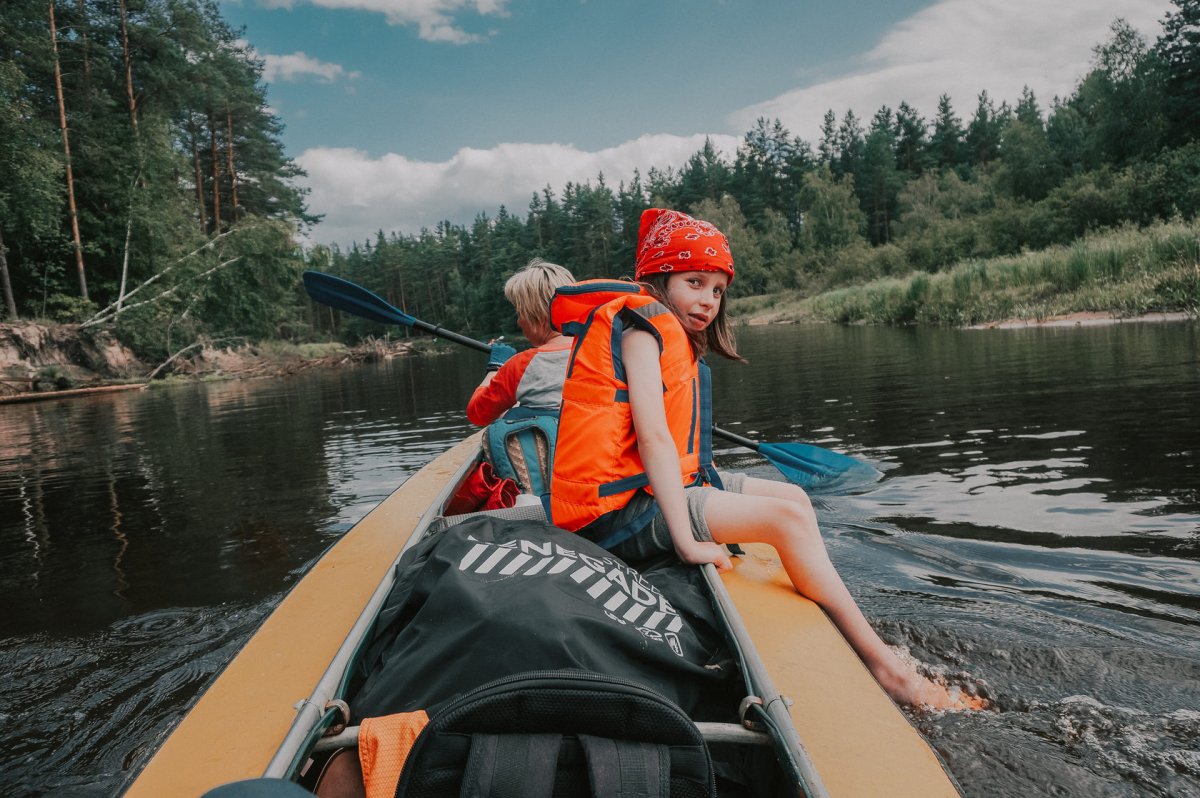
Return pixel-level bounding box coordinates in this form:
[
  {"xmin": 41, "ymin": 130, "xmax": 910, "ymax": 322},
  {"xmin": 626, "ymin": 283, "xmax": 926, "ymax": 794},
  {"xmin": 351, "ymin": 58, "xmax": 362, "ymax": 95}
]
[{"xmin": 1, "ymin": 322, "xmax": 1197, "ymax": 797}]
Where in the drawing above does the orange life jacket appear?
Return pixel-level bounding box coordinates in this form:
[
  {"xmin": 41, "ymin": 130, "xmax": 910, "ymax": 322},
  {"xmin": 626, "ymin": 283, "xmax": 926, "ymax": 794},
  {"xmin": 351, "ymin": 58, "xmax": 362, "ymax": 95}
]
[{"xmin": 549, "ymin": 280, "xmax": 717, "ymax": 537}]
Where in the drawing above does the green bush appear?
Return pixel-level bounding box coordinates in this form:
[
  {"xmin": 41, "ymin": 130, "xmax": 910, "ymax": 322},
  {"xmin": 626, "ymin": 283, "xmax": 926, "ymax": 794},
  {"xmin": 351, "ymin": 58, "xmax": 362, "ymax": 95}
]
[
  {"xmin": 1153, "ymin": 264, "xmax": 1200, "ymax": 314},
  {"xmin": 36, "ymin": 366, "xmax": 71, "ymax": 390},
  {"xmin": 44, "ymin": 293, "xmax": 98, "ymax": 324}
]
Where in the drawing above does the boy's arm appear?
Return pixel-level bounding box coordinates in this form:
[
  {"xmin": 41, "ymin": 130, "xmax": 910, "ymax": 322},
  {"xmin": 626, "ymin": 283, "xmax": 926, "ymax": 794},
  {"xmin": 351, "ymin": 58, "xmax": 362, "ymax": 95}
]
[
  {"xmin": 623, "ymin": 330, "xmax": 731, "ymax": 570},
  {"xmin": 466, "ymin": 349, "xmax": 533, "ymax": 425}
]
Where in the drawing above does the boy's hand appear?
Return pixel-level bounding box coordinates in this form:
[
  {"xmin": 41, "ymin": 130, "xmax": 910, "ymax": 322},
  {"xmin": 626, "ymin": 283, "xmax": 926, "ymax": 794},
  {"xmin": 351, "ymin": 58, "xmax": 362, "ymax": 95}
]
[
  {"xmin": 486, "ymin": 342, "xmax": 516, "ymax": 372},
  {"xmin": 675, "ymin": 541, "xmax": 733, "ymax": 572}
]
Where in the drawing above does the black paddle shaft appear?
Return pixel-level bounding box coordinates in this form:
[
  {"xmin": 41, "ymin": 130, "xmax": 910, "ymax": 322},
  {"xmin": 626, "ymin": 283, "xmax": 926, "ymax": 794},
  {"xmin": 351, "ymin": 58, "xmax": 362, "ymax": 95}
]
[
  {"xmin": 408, "ymin": 318, "xmax": 490, "ymax": 353},
  {"xmin": 712, "ymin": 426, "xmax": 760, "ymax": 451}
]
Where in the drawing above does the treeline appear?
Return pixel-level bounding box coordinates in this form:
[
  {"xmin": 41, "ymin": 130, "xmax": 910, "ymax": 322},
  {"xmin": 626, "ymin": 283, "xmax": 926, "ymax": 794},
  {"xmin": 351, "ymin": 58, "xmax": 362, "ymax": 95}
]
[
  {"xmin": 320, "ymin": 6, "xmax": 1200, "ymax": 340},
  {"xmin": 3, "ymin": 4, "xmax": 1199, "ymax": 359},
  {"xmin": 1, "ymin": 0, "xmax": 312, "ymax": 357}
]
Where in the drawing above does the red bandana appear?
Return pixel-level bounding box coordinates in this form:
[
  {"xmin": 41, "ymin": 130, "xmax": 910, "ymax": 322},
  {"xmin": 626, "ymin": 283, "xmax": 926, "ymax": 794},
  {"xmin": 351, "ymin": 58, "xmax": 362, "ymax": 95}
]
[{"xmin": 633, "ymin": 208, "xmax": 735, "ymax": 283}]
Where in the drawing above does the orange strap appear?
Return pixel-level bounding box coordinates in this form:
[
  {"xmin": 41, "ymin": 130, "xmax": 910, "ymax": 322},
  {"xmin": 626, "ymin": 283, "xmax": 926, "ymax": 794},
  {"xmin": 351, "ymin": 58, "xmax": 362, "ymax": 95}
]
[{"xmin": 359, "ymin": 710, "xmax": 430, "ymax": 798}]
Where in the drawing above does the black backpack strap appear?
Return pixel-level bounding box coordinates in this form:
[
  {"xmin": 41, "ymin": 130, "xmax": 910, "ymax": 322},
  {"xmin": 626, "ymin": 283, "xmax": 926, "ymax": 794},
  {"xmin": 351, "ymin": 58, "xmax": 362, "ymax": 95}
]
[
  {"xmin": 460, "ymin": 733, "xmax": 561, "ymax": 798},
  {"xmin": 578, "ymin": 734, "xmax": 670, "ymax": 798}
]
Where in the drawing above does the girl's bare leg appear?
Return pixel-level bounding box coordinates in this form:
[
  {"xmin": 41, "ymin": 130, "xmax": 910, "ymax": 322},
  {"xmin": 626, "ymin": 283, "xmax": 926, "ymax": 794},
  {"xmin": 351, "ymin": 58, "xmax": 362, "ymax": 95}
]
[{"xmin": 705, "ymin": 480, "xmax": 980, "ymax": 710}]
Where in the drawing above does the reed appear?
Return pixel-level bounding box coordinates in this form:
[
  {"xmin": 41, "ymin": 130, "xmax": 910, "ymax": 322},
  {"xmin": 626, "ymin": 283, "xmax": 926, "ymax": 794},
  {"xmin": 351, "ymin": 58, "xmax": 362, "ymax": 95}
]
[{"xmin": 796, "ymin": 220, "xmax": 1200, "ymax": 325}]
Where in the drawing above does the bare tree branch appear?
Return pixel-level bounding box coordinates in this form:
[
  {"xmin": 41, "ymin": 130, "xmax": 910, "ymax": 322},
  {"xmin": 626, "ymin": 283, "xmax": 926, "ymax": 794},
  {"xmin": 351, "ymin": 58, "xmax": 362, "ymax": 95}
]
[
  {"xmin": 79, "ymin": 228, "xmax": 239, "ymax": 326},
  {"xmin": 81, "ymin": 256, "xmax": 241, "ymax": 328}
]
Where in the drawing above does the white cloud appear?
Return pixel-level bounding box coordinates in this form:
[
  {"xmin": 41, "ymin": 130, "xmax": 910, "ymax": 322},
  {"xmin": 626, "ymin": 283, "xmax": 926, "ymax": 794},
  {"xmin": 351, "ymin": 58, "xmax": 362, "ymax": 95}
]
[
  {"xmin": 298, "ymin": 134, "xmax": 740, "ymax": 246},
  {"xmin": 729, "ymin": 0, "xmax": 1173, "ymax": 141},
  {"xmin": 298, "ymin": 0, "xmax": 1175, "ymax": 248},
  {"xmin": 262, "ymin": 51, "xmax": 360, "ymax": 83},
  {"xmin": 260, "ymin": 0, "xmax": 508, "ymax": 44}
]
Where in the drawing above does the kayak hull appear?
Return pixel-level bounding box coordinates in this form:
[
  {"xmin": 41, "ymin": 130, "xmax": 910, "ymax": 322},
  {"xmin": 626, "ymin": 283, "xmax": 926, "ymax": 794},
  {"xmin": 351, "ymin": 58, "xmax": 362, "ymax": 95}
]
[
  {"xmin": 125, "ymin": 433, "xmax": 958, "ymax": 797},
  {"xmin": 125, "ymin": 436, "xmax": 479, "ymax": 797}
]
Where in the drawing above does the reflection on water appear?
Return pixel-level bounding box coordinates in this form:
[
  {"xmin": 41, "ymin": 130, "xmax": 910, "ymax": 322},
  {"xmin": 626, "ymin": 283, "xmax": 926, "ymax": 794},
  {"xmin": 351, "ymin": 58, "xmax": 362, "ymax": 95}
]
[
  {"xmin": 711, "ymin": 322, "xmax": 1200, "ymax": 796},
  {"xmin": 1, "ymin": 322, "xmax": 1197, "ymax": 796}
]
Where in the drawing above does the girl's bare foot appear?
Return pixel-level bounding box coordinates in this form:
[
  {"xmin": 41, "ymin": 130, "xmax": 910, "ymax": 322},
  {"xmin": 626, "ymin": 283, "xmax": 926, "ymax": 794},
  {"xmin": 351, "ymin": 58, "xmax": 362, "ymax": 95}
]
[
  {"xmin": 904, "ymin": 674, "xmax": 988, "ymax": 711},
  {"xmin": 873, "ymin": 659, "xmax": 989, "ymax": 710}
]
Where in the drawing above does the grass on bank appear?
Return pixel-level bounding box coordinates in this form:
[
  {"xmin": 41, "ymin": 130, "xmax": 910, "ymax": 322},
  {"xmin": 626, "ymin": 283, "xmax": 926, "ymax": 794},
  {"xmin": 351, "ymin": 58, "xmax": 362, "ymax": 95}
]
[{"xmin": 733, "ymin": 220, "xmax": 1200, "ymax": 326}]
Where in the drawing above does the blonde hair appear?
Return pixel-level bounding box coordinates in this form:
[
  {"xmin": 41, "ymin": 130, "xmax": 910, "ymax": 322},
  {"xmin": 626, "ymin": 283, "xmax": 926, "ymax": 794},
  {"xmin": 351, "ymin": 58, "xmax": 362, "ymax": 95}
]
[
  {"xmin": 504, "ymin": 258, "xmax": 575, "ymax": 325},
  {"xmin": 639, "ymin": 273, "xmax": 745, "ymax": 363}
]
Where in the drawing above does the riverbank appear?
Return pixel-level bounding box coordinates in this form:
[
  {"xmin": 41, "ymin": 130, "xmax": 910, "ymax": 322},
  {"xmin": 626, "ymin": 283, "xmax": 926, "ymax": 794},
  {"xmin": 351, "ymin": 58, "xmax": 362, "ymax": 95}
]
[
  {"xmin": 966, "ymin": 310, "xmax": 1192, "ymax": 329},
  {"xmin": 0, "ymin": 322, "xmax": 426, "ymax": 403},
  {"xmin": 737, "ymin": 305, "xmax": 1195, "ymax": 329},
  {"xmin": 6, "ymin": 217, "xmax": 1198, "ymax": 402},
  {"xmin": 734, "ymin": 220, "xmax": 1200, "ymax": 327}
]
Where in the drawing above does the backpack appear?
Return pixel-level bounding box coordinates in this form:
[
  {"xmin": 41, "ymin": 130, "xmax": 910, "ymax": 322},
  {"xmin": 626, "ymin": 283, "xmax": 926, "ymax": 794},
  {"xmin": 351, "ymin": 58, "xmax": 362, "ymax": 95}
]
[
  {"xmin": 351, "ymin": 516, "xmax": 733, "ymax": 723},
  {"xmin": 482, "ymin": 412, "xmax": 558, "ymax": 500},
  {"xmin": 394, "ymin": 669, "xmax": 716, "ymax": 798}
]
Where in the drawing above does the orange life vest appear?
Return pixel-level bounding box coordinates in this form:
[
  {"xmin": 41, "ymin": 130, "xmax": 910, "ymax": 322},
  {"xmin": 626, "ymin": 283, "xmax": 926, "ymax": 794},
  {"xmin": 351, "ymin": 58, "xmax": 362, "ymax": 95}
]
[{"xmin": 549, "ymin": 280, "xmax": 709, "ymax": 534}]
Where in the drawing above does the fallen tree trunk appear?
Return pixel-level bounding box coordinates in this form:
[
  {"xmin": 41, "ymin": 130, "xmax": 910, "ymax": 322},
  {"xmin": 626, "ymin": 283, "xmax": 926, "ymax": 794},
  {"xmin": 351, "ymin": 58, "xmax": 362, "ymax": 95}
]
[{"xmin": 0, "ymin": 382, "xmax": 147, "ymax": 405}]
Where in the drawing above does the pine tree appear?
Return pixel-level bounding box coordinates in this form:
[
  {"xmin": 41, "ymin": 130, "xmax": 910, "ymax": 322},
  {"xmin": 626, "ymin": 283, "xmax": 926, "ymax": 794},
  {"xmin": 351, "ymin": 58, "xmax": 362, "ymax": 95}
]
[
  {"xmin": 834, "ymin": 110, "xmax": 864, "ymax": 178},
  {"xmin": 894, "ymin": 102, "xmax": 930, "ymax": 176},
  {"xmin": 817, "ymin": 109, "xmax": 838, "ymax": 166},
  {"xmin": 928, "ymin": 94, "xmax": 965, "ymax": 171},
  {"xmin": 733, "ymin": 118, "xmax": 811, "ymax": 229},
  {"xmin": 1156, "ymin": 0, "xmax": 1200, "ymax": 145},
  {"xmin": 858, "ymin": 108, "xmax": 903, "ymax": 245},
  {"xmin": 676, "ymin": 138, "xmax": 731, "ymax": 210},
  {"xmin": 49, "ymin": 0, "xmax": 88, "ymax": 299},
  {"xmin": 1014, "ymin": 86, "xmax": 1043, "ymax": 128},
  {"xmin": 965, "ymin": 91, "xmax": 1003, "ymax": 166}
]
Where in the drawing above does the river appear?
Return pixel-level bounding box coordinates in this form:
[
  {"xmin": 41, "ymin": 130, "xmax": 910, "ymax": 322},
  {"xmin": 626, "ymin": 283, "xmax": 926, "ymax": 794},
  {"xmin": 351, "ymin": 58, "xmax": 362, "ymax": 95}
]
[{"xmin": 1, "ymin": 321, "xmax": 1197, "ymax": 797}]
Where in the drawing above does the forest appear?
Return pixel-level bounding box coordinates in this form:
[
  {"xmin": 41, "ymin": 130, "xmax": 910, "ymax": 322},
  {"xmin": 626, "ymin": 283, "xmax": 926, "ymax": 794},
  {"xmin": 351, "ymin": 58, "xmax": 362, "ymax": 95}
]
[{"xmin": 1, "ymin": 1, "xmax": 1198, "ymax": 358}]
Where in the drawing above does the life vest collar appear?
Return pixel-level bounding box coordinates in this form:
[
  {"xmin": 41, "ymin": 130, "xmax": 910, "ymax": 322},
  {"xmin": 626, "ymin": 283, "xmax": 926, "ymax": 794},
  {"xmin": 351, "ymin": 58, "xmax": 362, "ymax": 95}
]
[{"xmin": 551, "ymin": 279, "xmax": 646, "ymax": 335}]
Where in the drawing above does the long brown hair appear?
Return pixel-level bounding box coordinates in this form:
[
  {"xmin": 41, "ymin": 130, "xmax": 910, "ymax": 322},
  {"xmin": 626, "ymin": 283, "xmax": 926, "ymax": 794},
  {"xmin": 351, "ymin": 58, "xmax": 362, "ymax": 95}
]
[{"xmin": 639, "ymin": 273, "xmax": 745, "ymax": 362}]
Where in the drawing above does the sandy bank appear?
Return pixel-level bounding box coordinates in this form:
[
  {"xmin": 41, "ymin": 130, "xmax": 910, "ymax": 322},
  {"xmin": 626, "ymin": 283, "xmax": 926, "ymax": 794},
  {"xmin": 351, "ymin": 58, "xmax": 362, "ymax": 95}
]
[
  {"xmin": 967, "ymin": 311, "xmax": 1193, "ymax": 329},
  {"xmin": 735, "ymin": 305, "xmax": 1195, "ymax": 329}
]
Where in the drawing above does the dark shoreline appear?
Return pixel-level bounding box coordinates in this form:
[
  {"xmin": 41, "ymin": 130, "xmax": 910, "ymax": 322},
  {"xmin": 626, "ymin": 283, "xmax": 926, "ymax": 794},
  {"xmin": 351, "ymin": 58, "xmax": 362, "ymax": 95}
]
[{"xmin": 5, "ymin": 309, "xmax": 1195, "ymax": 405}]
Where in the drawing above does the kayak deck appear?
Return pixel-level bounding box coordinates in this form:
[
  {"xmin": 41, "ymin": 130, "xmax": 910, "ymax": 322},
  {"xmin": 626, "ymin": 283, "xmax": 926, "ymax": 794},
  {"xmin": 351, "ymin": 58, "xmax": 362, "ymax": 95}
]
[
  {"xmin": 125, "ymin": 433, "xmax": 958, "ymax": 797},
  {"xmin": 721, "ymin": 544, "xmax": 959, "ymax": 797},
  {"xmin": 124, "ymin": 435, "xmax": 480, "ymax": 797}
]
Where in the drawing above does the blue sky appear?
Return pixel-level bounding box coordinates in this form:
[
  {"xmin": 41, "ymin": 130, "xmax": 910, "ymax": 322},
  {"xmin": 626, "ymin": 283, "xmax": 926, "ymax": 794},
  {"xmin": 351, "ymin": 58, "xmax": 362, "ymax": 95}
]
[{"xmin": 217, "ymin": 0, "xmax": 1173, "ymax": 248}]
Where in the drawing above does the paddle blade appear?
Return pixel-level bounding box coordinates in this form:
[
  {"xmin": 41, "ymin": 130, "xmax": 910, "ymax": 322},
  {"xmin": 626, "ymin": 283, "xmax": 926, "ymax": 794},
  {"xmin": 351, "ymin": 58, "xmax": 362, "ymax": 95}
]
[
  {"xmin": 303, "ymin": 270, "xmax": 417, "ymax": 328},
  {"xmin": 756, "ymin": 441, "xmax": 882, "ymax": 492}
]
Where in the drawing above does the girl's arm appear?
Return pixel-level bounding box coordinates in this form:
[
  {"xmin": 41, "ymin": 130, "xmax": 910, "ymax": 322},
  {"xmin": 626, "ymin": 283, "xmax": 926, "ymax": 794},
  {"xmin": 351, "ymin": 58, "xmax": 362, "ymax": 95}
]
[{"xmin": 623, "ymin": 329, "xmax": 732, "ymax": 571}]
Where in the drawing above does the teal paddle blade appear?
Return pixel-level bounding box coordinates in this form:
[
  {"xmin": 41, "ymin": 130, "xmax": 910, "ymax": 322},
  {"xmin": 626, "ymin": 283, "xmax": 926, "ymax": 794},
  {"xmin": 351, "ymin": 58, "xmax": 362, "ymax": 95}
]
[
  {"xmin": 303, "ymin": 270, "xmax": 491, "ymax": 353},
  {"xmin": 756, "ymin": 441, "xmax": 882, "ymax": 492},
  {"xmin": 303, "ymin": 270, "xmax": 417, "ymax": 327}
]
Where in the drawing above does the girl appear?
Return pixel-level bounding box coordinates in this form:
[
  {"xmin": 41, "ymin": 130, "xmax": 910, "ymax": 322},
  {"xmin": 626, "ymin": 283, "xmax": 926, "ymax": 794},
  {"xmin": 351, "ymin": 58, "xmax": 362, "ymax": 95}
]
[{"xmin": 550, "ymin": 208, "xmax": 976, "ymax": 710}]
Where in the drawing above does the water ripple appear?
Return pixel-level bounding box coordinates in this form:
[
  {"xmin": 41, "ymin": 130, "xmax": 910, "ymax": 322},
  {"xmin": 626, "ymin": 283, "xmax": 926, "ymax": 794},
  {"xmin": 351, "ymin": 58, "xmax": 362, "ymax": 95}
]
[{"xmin": 0, "ymin": 602, "xmax": 270, "ymax": 796}]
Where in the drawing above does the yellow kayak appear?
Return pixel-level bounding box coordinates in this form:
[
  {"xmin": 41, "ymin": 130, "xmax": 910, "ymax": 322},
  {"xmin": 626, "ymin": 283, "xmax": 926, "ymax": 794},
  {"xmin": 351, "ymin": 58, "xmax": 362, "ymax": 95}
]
[{"xmin": 125, "ymin": 433, "xmax": 959, "ymax": 797}]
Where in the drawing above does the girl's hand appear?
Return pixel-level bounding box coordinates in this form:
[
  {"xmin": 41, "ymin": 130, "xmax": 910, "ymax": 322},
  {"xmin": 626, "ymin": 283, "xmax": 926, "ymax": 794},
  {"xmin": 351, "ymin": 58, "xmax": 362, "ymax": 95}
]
[{"xmin": 675, "ymin": 541, "xmax": 733, "ymax": 572}]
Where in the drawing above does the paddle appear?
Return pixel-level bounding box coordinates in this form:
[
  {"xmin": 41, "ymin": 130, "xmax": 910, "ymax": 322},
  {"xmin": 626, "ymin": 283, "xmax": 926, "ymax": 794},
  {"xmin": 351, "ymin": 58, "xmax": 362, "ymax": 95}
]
[
  {"xmin": 303, "ymin": 270, "xmax": 490, "ymax": 354},
  {"xmin": 302, "ymin": 269, "xmax": 878, "ymax": 488},
  {"xmin": 711, "ymin": 425, "xmax": 880, "ymax": 491}
]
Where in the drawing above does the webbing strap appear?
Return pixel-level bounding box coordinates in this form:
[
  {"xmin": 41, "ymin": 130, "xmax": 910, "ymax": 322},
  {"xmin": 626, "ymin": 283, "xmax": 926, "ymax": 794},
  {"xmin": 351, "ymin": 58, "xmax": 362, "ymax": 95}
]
[
  {"xmin": 578, "ymin": 734, "xmax": 670, "ymax": 798},
  {"xmin": 460, "ymin": 733, "xmax": 561, "ymax": 798},
  {"xmin": 518, "ymin": 432, "xmax": 548, "ymax": 496},
  {"xmin": 589, "ymin": 500, "xmax": 659, "ymax": 550},
  {"xmin": 697, "ymin": 361, "xmax": 723, "ymax": 490}
]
